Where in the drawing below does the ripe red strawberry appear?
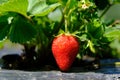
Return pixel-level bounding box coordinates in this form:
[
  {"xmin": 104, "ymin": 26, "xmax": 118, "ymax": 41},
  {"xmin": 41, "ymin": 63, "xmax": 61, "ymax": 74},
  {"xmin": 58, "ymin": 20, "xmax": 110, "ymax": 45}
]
[{"xmin": 52, "ymin": 34, "xmax": 79, "ymax": 71}]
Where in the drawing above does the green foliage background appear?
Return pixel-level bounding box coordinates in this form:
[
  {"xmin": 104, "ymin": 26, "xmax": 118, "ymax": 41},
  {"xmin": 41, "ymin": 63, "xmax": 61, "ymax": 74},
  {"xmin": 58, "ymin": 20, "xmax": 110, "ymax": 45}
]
[{"xmin": 0, "ymin": 0, "xmax": 120, "ymax": 59}]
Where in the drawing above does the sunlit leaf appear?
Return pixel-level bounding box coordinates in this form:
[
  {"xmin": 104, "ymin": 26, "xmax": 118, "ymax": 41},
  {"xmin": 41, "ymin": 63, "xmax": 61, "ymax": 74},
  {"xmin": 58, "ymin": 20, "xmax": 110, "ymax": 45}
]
[
  {"xmin": 110, "ymin": 39, "xmax": 120, "ymax": 58},
  {"xmin": 35, "ymin": 3, "xmax": 61, "ymax": 16},
  {"xmin": 79, "ymin": 34, "xmax": 88, "ymax": 41},
  {"xmin": 0, "ymin": 0, "xmax": 28, "ymax": 16},
  {"xmin": 27, "ymin": 0, "xmax": 61, "ymax": 16},
  {"xmin": 110, "ymin": 39, "xmax": 120, "ymax": 52},
  {"xmin": 88, "ymin": 40, "xmax": 96, "ymax": 53},
  {"xmin": 48, "ymin": 8, "xmax": 62, "ymax": 22},
  {"xmin": 27, "ymin": 0, "xmax": 47, "ymax": 14},
  {"xmin": 104, "ymin": 27, "xmax": 120, "ymax": 41}
]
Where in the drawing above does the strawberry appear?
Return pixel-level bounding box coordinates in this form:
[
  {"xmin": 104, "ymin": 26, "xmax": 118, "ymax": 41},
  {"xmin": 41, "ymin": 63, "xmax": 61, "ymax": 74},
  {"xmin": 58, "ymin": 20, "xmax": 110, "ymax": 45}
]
[{"xmin": 52, "ymin": 34, "xmax": 79, "ymax": 71}]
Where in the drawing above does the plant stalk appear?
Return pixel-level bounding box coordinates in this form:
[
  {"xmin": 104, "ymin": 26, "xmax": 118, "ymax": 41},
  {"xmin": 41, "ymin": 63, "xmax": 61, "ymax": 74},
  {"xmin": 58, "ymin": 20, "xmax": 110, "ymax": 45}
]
[
  {"xmin": 99, "ymin": 4, "xmax": 112, "ymax": 19},
  {"xmin": 63, "ymin": 0, "xmax": 73, "ymax": 33},
  {"xmin": 65, "ymin": 15, "xmax": 68, "ymax": 33}
]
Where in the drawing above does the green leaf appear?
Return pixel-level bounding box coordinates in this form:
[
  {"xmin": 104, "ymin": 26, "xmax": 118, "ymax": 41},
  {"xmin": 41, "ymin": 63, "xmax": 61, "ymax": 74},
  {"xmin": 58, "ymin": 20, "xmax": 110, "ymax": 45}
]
[
  {"xmin": 27, "ymin": 0, "xmax": 47, "ymax": 14},
  {"xmin": 104, "ymin": 27, "xmax": 120, "ymax": 41},
  {"xmin": 79, "ymin": 34, "xmax": 88, "ymax": 41},
  {"xmin": 110, "ymin": 39, "xmax": 120, "ymax": 58},
  {"xmin": 35, "ymin": 3, "xmax": 61, "ymax": 16},
  {"xmin": 70, "ymin": 0, "xmax": 78, "ymax": 7},
  {"xmin": 113, "ymin": 0, "xmax": 120, "ymax": 4},
  {"xmin": 87, "ymin": 20, "xmax": 105, "ymax": 39},
  {"xmin": 110, "ymin": 39, "xmax": 120, "ymax": 52},
  {"xmin": 93, "ymin": 25, "xmax": 105, "ymax": 39},
  {"xmin": 0, "ymin": 41, "xmax": 4, "ymax": 49},
  {"xmin": 27, "ymin": 0, "xmax": 61, "ymax": 16},
  {"xmin": 88, "ymin": 40, "xmax": 96, "ymax": 53},
  {"xmin": 48, "ymin": 8, "xmax": 62, "ymax": 22},
  {"xmin": 0, "ymin": 0, "xmax": 8, "ymax": 4},
  {"xmin": 9, "ymin": 14, "xmax": 37, "ymax": 43},
  {"xmin": 0, "ymin": 0, "xmax": 28, "ymax": 16},
  {"xmin": 0, "ymin": 13, "xmax": 10, "ymax": 40}
]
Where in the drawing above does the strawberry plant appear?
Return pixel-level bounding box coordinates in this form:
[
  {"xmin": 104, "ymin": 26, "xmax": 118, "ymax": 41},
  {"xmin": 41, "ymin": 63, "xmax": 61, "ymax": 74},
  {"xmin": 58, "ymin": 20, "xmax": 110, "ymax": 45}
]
[{"xmin": 0, "ymin": 0, "xmax": 120, "ymax": 71}]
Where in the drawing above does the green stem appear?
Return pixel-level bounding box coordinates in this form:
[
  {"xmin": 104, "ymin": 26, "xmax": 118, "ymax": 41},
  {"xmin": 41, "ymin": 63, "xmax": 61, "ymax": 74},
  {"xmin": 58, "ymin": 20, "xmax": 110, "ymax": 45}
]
[
  {"xmin": 63, "ymin": 0, "xmax": 71, "ymax": 14},
  {"xmin": 65, "ymin": 15, "xmax": 68, "ymax": 33},
  {"xmin": 99, "ymin": 5, "xmax": 112, "ymax": 19},
  {"xmin": 67, "ymin": 8, "xmax": 76, "ymax": 17},
  {"xmin": 63, "ymin": 0, "xmax": 72, "ymax": 33}
]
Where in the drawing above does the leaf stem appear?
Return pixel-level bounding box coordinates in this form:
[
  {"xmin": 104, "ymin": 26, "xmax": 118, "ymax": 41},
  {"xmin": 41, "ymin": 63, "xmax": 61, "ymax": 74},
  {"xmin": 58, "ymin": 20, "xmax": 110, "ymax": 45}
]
[
  {"xmin": 63, "ymin": 0, "xmax": 71, "ymax": 14},
  {"xmin": 65, "ymin": 15, "xmax": 68, "ymax": 33},
  {"xmin": 99, "ymin": 4, "xmax": 112, "ymax": 19},
  {"xmin": 63, "ymin": 0, "xmax": 72, "ymax": 33}
]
